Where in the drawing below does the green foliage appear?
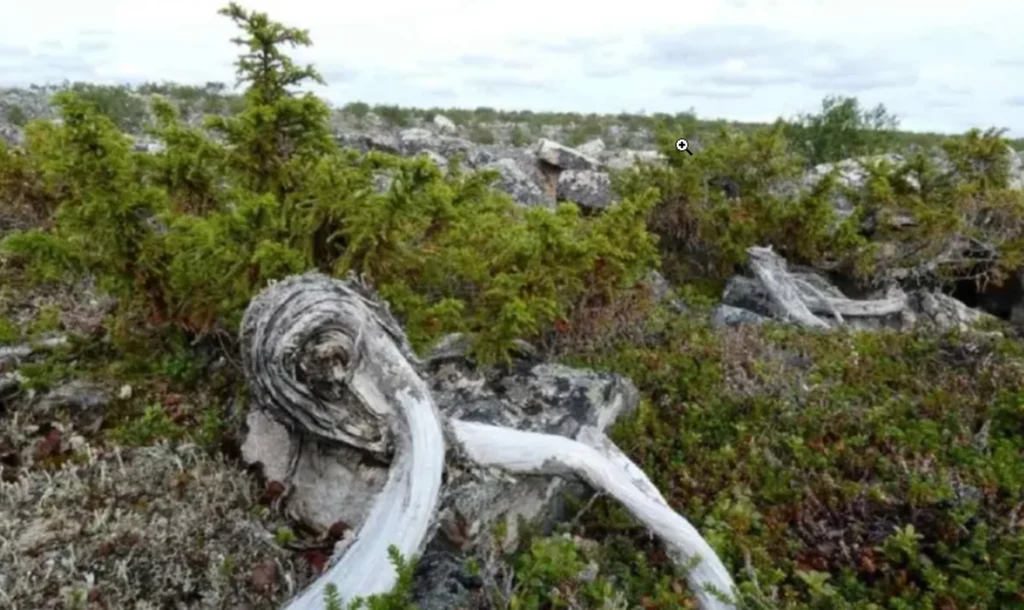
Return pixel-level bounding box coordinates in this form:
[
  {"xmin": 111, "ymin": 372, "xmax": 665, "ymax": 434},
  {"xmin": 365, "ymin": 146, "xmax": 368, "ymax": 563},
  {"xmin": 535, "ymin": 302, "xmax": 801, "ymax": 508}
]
[
  {"xmin": 508, "ymin": 537, "xmax": 623, "ymax": 610},
  {"xmin": 565, "ymin": 116, "xmax": 605, "ymax": 147},
  {"xmin": 374, "ymin": 105, "xmax": 413, "ymax": 128},
  {"xmin": 207, "ymin": 2, "xmax": 336, "ymax": 199},
  {"xmin": 785, "ymin": 95, "xmax": 899, "ymax": 166},
  {"xmin": 0, "ymin": 3, "xmax": 657, "ymax": 368},
  {"xmin": 843, "ymin": 127, "xmax": 1024, "ymax": 285},
  {"xmin": 1, "ymin": 91, "xmax": 168, "ymax": 306},
  {"xmin": 0, "ymin": 316, "xmax": 18, "ymax": 343},
  {"xmin": 510, "ymin": 124, "xmax": 530, "ymax": 147},
  {"xmin": 0, "ymin": 135, "xmax": 64, "ymax": 228},
  {"xmin": 274, "ymin": 525, "xmax": 296, "ymax": 546},
  {"xmin": 109, "ymin": 403, "xmax": 186, "ymax": 446},
  {"xmin": 344, "ymin": 546, "xmax": 418, "ymax": 610},
  {"xmin": 136, "ymin": 80, "xmax": 245, "ymax": 119},
  {"xmin": 28, "ymin": 304, "xmax": 61, "ymax": 335},
  {"xmin": 343, "ymin": 101, "xmax": 371, "ymax": 120},
  {"xmin": 145, "ymin": 97, "xmax": 230, "ymax": 214},
  {"xmin": 1, "ymin": 102, "xmax": 28, "ymax": 127},
  {"xmin": 468, "ymin": 123, "xmax": 496, "ymax": 144},
  {"xmin": 618, "ymin": 120, "xmax": 869, "ymax": 289},
  {"xmin": 60, "ymin": 81, "xmax": 151, "ymax": 133},
  {"xmin": 565, "ymin": 314, "xmax": 1024, "ymax": 609}
]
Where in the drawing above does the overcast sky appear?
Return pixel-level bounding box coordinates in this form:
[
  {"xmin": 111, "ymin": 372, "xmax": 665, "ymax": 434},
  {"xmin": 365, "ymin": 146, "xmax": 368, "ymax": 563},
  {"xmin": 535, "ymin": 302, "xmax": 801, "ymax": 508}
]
[{"xmin": 1, "ymin": 0, "xmax": 1023, "ymax": 136}]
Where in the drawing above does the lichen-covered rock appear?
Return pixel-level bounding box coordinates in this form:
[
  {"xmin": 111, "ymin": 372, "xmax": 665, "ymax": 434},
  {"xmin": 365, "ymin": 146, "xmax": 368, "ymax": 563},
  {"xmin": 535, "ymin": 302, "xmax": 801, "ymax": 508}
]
[
  {"xmin": 1008, "ymin": 147, "xmax": 1024, "ymax": 190},
  {"xmin": 483, "ymin": 158, "xmax": 549, "ymax": 207},
  {"xmin": 36, "ymin": 380, "xmax": 110, "ymax": 414},
  {"xmin": 906, "ymin": 290, "xmax": 989, "ymax": 332},
  {"xmin": 602, "ymin": 148, "xmax": 663, "ymax": 171},
  {"xmin": 576, "ymin": 138, "xmax": 606, "ymax": 157},
  {"xmin": 432, "ymin": 113, "xmax": 457, "ymax": 135},
  {"xmin": 534, "ymin": 138, "xmax": 601, "ymax": 171},
  {"xmin": 335, "ymin": 131, "xmax": 402, "ymax": 155},
  {"xmin": 712, "ymin": 304, "xmax": 768, "ymax": 327},
  {"xmin": 556, "ymin": 169, "xmax": 613, "ymax": 209},
  {"xmin": 419, "ymin": 149, "xmax": 449, "ymax": 170},
  {"xmin": 0, "ymin": 123, "xmax": 24, "ymax": 147},
  {"xmin": 397, "ymin": 128, "xmax": 495, "ymax": 168}
]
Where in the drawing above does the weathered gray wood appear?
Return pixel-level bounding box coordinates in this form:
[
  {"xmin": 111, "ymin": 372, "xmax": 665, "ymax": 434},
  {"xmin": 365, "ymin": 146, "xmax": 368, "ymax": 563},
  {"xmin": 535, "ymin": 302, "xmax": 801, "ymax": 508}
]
[
  {"xmin": 240, "ymin": 272, "xmax": 738, "ymax": 610},
  {"xmin": 747, "ymin": 246, "xmax": 831, "ymax": 328},
  {"xmin": 745, "ymin": 246, "xmax": 909, "ymax": 328},
  {"xmin": 241, "ymin": 274, "xmax": 446, "ymax": 609},
  {"xmin": 454, "ymin": 421, "xmax": 736, "ymax": 610}
]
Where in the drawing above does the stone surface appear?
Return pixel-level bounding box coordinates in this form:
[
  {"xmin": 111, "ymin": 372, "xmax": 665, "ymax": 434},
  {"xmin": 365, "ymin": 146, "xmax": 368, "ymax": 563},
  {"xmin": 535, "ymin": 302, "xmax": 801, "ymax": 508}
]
[
  {"xmin": 576, "ymin": 138, "xmax": 606, "ymax": 157},
  {"xmin": 712, "ymin": 304, "xmax": 768, "ymax": 327},
  {"xmin": 432, "ymin": 113, "xmax": 457, "ymax": 135},
  {"xmin": 601, "ymin": 149, "xmax": 663, "ymax": 171},
  {"xmin": 37, "ymin": 380, "xmax": 110, "ymax": 413},
  {"xmin": 483, "ymin": 158, "xmax": 549, "ymax": 207},
  {"xmin": 556, "ymin": 169, "xmax": 613, "ymax": 210},
  {"xmin": 534, "ymin": 138, "xmax": 602, "ymax": 172}
]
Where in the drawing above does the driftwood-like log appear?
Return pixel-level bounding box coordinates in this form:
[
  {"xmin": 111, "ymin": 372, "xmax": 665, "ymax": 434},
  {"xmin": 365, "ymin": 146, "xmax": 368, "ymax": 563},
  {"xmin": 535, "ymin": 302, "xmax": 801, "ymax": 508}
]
[
  {"xmin": 745, "ymin": 246, "xmax": 908, "ymax": 328},
  {"xmin": 240, "ymin": 274, "xmax": 446, "ymax": 609},
  {"xmin": 453, "ymin": 421, "xmax": 736, "ymax": 610},
  {"xmin": 239, "ymin": 273, "xmax": 738, "ymax": 610}
]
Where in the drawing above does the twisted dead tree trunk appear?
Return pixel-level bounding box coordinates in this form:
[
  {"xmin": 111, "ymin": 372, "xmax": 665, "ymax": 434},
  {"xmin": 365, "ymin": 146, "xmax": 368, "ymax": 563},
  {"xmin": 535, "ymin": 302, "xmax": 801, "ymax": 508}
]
[
  {"xmin": 240, "ymin": 273, "xmax": 738, "ymax": 610},
  {"xmin": 745, "ymin": 246, "xmax": 907, "ymax": 327}
]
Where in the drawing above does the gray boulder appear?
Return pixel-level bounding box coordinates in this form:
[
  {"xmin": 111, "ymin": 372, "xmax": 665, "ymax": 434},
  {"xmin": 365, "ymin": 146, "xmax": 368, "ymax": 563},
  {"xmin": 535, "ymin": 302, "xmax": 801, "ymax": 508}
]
[
  {"xmin": 398, "ymin": 128, "xmax": 496, "ymax": 168},
  {"xmin": 0, "ymin": 124, "xmax": 23, "ymax": 147},
  {"xmin": 534, "ymin": 138, "xmax": 601, "ymax": 171},
  {"xmin": 336, "ymin": 131, "xmax": 402, "ymax": 155},
  {"xmin": 576, "ymin": 138, "xmax": 606, "ymax": 157},
  {"xmin": 432, "ymin": 113, "xmax": 457, "ymax": 135},
  {"xmin": 557, "ymin": 170, "xmax": 613, "ymax": 210},
  {"xmin": 711, "ymin": 304, "xmax": 768, "ymax": 327},
  {"xmin": 483, "ymin": 158, "xmax": 548, "ymax": 207},
  {"xmin": 602, "ymin": 149, "xmax": 663, "ymax": 171}
]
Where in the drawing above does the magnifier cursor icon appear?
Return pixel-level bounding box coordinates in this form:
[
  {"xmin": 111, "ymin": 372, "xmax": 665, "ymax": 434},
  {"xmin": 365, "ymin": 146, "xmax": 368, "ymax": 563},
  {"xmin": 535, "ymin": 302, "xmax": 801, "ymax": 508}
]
[{"xmin": 676, "ymin": 138, "xmax": 694, "ymax": 156}]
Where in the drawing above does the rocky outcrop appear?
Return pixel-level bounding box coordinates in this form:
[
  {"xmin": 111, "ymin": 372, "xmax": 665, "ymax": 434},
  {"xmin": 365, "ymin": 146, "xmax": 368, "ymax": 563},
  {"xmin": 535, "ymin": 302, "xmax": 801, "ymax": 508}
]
[{"xmin": 602, "ymin": 149, "xmax": 665, "ymax": 171}]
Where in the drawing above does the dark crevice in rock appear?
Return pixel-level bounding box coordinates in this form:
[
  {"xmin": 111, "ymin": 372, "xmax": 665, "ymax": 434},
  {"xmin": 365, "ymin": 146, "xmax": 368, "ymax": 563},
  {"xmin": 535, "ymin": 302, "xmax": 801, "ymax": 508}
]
[{"xmin": 948, "ymin": 273, "xmax": 1023, "ymax": 321}]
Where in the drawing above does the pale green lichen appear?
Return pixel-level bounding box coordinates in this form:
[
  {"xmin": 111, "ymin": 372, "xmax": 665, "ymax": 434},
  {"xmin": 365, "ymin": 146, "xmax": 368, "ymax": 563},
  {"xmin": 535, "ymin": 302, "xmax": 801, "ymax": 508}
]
[{"xmin": 0, "ymin": 440, "xmax": 318, "ymax": 609}]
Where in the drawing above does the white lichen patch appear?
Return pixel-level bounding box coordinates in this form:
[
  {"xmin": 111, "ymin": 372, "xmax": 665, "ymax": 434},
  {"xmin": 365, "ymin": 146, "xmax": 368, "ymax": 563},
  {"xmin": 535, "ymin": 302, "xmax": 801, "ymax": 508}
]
[{"xmin": 0, "ymin": 441, "xmax": 318, "ymax": 609}]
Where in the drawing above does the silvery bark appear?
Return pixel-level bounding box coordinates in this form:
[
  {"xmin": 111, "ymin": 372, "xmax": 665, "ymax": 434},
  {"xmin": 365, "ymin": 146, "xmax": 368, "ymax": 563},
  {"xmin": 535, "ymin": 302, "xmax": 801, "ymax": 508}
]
[{"xmin": 239, "ymin": 273, "xmax": 738, "ymax": 610}]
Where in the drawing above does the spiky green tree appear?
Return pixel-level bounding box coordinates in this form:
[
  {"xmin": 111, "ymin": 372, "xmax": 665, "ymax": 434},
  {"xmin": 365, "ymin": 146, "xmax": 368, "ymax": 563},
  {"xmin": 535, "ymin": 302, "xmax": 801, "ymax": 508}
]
[{"xmin": 207, "ymin": 2, "xmax": 336, "ymax": 199}]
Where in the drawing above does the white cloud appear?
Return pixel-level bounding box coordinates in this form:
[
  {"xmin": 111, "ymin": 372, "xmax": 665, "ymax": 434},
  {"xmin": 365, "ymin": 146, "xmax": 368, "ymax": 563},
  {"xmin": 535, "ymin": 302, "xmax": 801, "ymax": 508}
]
[{"xmin": 0, "ymin": 0, "xmax": 1022, "ymax": 135}]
